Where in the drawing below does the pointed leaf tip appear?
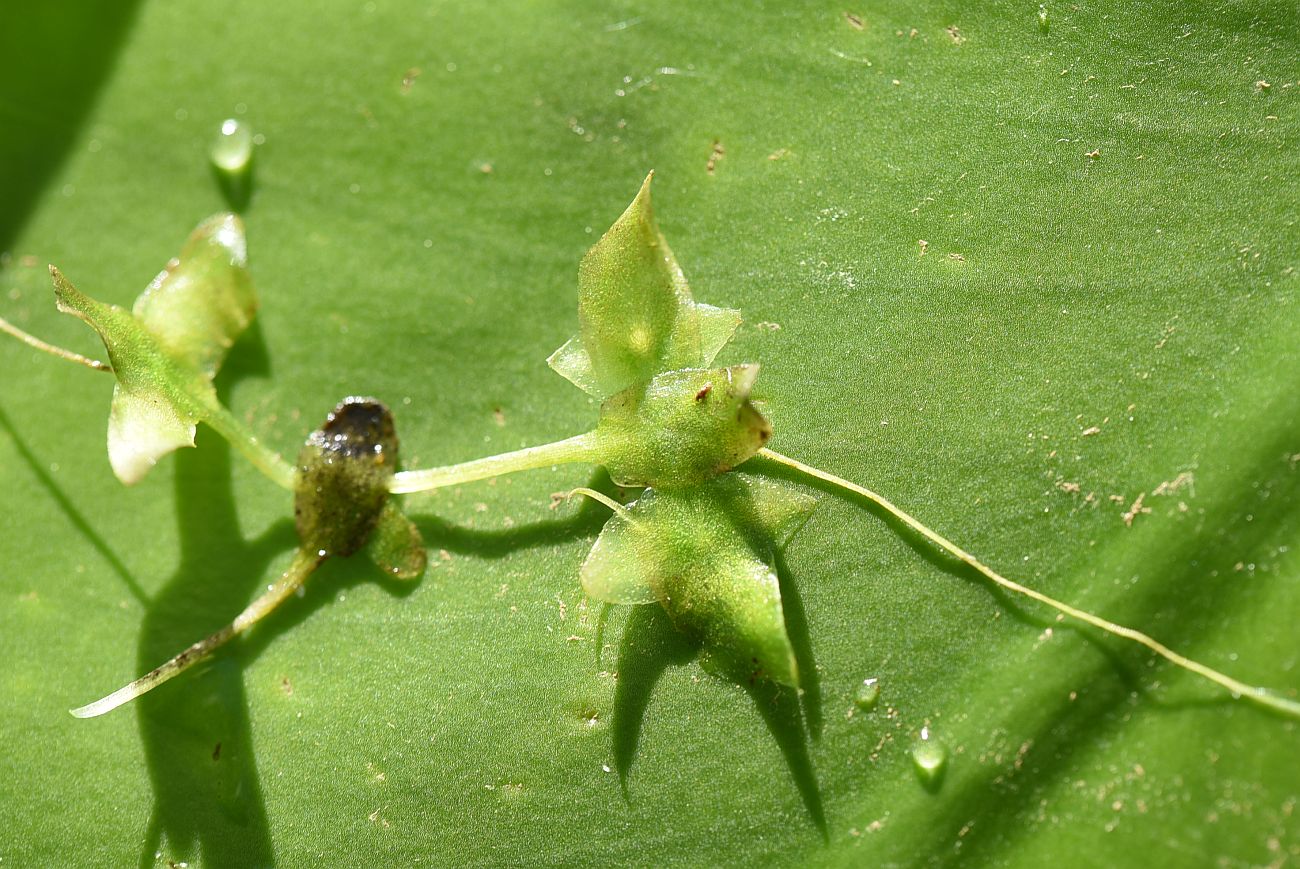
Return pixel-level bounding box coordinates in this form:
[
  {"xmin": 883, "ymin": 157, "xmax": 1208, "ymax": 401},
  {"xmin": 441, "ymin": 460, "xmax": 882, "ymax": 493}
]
[{"xmin": 552, "ymin": 173, "xmax": 748, "ymax": 398}]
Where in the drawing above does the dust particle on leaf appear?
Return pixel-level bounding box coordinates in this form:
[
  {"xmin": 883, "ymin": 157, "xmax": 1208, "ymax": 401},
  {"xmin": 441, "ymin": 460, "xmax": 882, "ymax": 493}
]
[
  {"xmin": 844, "ymin": 11, "xmax": 864, "ymax": 30},
  {"xmin": 1152, "ymin": 472, "xmax": 1193, "ymax": 497},
  {"xmin": 706, "ymin": 140, "xmax": 726, "ymax": 175},
  {"xmin": 1122, "ymin": 492, "xmax": 1150, "ymax": 526}
]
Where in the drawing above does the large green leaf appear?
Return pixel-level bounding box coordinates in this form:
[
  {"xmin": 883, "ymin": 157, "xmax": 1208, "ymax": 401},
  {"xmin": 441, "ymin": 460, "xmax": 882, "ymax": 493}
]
[{"xmin": 1, "ymin": 1, "xmax": 1296, "ymax": 866}]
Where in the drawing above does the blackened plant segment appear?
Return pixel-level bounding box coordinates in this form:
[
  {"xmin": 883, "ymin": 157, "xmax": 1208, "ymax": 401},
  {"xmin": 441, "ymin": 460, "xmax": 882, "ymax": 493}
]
[{"xmin": 295, "ymin": 397, "xmax": 399, "ymax": 558}]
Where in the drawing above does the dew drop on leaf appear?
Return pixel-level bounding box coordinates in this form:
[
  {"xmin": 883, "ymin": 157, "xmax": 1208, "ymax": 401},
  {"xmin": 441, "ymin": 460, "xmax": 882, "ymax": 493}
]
[
  {"xmin": 211, "ymin": 118, "xmax": 253, "ymax": 173},
  {"xmin": 853, "ymin": 678, "xmax": 880, "ymax": 711},
  {"xmin": 911, "ymin": 726, "xmax": 948, "ymax": 789}
]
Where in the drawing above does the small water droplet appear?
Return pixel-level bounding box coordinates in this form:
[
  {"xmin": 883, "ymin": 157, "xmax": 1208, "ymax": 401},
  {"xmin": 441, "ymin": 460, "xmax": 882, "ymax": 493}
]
[
  {"xmin": 854, "ymin": 678, "xmax": 880, "ymax": 711},
  {"xmin": 211, "ymin": 118, "xmax": 254, "ymax": 174},
  {"xmin": 911, "ymin": 726, "xmax": 948, "ymax": 790},
  {"xmin": 1037, "ymin": 4, "xmax": 1049, "ymax": 33}
]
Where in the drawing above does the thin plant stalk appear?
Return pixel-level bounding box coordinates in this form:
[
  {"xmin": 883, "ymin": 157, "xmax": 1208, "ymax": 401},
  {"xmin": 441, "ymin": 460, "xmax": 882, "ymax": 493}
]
[
  {"xmin": 0, "ymin": 316, "xmax": 111, "ymax": 372},
  {"xmin": 758, "ymin": 447, "xmax": 1300, "ymax": 720},
  {"xmin": 70, "ymin": 548, "xmax": 322, "ymax": 718},
  {"xmin": 390, "ymin": 432, "xmax": 598, "ymax": 494}
]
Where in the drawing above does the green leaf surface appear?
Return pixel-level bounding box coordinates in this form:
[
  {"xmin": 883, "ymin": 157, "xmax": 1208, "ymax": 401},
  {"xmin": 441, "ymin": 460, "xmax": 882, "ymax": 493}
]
[{"xmin": 2, "ymin": 1, "xmax": 1297, "ymax": 867}]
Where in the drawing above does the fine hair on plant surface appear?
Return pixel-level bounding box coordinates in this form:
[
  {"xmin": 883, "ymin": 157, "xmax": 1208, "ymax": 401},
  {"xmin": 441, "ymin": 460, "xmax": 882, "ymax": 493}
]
[{"xmin": 4, "ymin": 172, "xmax": 1298, "ymax": 724}]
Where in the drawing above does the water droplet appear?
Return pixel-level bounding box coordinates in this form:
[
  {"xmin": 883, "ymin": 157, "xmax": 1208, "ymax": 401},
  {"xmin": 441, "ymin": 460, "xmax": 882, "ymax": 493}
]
[
  {"xmin": 211, "ymin": 118, "xmax": 253, "ymax": 174},
  {"xmin": 1037, "ymin": 4, "xmax": 1049, "ymax": 33},
  {"xmin": 854, "ymin": 678, "xmax": 880, "ymax": 711},
  {"xmin": 911, "ymin": 726, "xmax": 948, "ymax": 790}
]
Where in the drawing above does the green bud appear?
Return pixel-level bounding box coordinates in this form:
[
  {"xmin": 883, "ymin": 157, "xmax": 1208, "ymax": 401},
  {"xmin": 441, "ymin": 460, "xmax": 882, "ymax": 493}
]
[{"xmin": 595, "ymin": 364, "xmax": 771, "ymax": 489}]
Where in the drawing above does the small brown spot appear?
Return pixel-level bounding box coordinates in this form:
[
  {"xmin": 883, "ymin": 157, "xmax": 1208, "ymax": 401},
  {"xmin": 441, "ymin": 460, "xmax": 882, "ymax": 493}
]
[
  {"xmin": 918, "ymin": 239, "xmax": 929, "ymax": 257},
  {"xmin": 401, "ymin": 67, "xmax": 421, "ymax": 93},
  {"xmin": 1255, "ymin": 80, "xmax": 1271, "ymax": 91},
  {"xmin": 844, "ymin": 11, "xmax": 864, "ymax": 30},
  {"xmin": 212, "ymin": 742, "xmax": 222, "ymax": 761},
  {"xmin": 493, "ymin": 407, "xmax": 506, "ymax": 427},
  {"xmin": 1122, "ymin": 492, "xmax": 1150, "ymax": 527},
  {"xmin": 695, "ymin": 384, "xmax": 712, "ymax": 401},
  {"xmin": 947, "ymin": 252, "xmax": 965, "ymax": 262},
  {"xmin": 946, "ymin": 25, "xmax": 966, "ymax": 44},
  {"xmin": 281, "ymin": 677, "xmax": 293, "ymax": 696},
  {"xmin": 706, "ymin": 139, "xmax": 725, "ymax": 175}
]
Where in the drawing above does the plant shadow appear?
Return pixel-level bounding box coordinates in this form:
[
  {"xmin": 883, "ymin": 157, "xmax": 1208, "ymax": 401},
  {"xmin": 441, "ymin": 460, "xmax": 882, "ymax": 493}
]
[
  {"xmin": 409, "ymin": 467, "xmax": 622, "ymax": 561},
  {"xmin": 611, "ymin": 585, "xmax": 827, "ymax": 836},
  {"xmin": 132, "ymin": 327, "xmax": 423, "ymax": 868},
  {"xmin": 412, "ymin": 469, "xmax": 828, "ymax": 832},
  {"xmin": 0, "ymin": 3, "xmax": 143, "ymax": 252},
  {"xmin": 0, "ymin": 403, "xmax": 148, "ymax": 607},
  {"xmin": 135, "ymin": 436, "xmax": 290, "ymax": 869}
]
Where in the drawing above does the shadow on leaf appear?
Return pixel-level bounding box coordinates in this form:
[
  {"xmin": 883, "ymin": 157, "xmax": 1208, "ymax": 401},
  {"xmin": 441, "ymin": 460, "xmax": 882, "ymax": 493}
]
[{"xmin": 611, "ymin": 594, "xmax": 827, "ymax": 836}]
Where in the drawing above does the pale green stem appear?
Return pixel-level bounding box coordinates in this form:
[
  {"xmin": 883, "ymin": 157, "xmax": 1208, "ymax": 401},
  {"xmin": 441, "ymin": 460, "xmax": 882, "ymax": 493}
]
[
  {"xmin": 0, "ymin": 315, "xmax": 111, "ymax": 372},
  {"xmin": 390, "ymin": 432, "xmax": 598, "ymax": 494},
  {"xmin": 70, "ymin": 548, "xmax": 322, "ymax": 718},
  {"xmin": 759, "ymin": 447, "xmax": 1300, "ymax": 721},
  {"xmin": 565, "ymin": 486, "xmax": 635, "ymax": 521},
  {"xmin": 205, "ymin": 403, "xmax": 298, "ymax": 491}
]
